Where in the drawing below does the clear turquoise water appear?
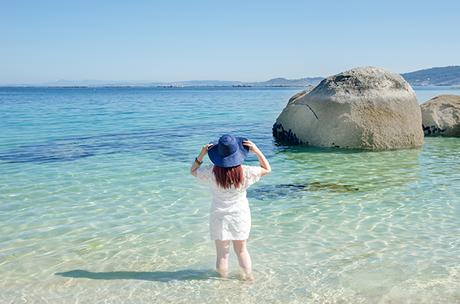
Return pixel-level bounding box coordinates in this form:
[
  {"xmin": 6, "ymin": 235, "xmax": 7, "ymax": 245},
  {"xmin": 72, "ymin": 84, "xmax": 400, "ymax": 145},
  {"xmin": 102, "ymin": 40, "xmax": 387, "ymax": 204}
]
[{"xmin": 0, "ymin": 87, "xmax": 459, "ymax": 303}]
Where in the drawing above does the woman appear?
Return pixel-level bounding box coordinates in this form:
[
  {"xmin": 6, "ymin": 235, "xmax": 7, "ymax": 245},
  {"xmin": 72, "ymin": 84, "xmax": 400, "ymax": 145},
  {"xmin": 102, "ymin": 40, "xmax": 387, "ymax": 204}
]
[{"xmin": 190, "ymin": 134, "xmax": 271, "ymax": 281}]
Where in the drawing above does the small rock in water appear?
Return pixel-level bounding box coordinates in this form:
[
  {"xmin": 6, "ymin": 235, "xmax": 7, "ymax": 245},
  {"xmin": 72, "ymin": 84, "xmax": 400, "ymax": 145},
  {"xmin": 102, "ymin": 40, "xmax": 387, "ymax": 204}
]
[{"xmin": 421, "ymin": 95, "xmax": 460, "ymax": 137}]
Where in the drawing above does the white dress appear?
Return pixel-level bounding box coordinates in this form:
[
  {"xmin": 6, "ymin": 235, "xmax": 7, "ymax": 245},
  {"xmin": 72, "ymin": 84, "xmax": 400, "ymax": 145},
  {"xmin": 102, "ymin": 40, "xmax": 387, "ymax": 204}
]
[{"xmin": 195, "ymin": 164, "xmax": 262, "ymax": 240}]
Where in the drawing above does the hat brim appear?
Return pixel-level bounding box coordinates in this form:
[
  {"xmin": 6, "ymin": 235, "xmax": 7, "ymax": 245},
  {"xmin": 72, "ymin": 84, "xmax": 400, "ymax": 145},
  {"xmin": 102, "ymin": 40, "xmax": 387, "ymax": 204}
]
[{"xmin": 207, "ymin": 137, "xmax": 249, "ymax": 168}]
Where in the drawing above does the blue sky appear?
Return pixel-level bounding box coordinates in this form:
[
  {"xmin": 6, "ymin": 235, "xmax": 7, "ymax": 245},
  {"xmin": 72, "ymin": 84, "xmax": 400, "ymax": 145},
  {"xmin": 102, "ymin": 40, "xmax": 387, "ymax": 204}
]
[{"xmin": 1, "ymin": 0, "xmax": 459, "ymax": 84}]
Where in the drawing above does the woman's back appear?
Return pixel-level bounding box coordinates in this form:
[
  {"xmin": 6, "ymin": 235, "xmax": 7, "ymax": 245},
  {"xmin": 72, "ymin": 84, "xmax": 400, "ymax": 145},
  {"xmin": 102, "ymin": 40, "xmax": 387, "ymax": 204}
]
[
  {"xmin": 196, "ymin": 164, "xmax": 262, "ymax": 240},
  {"xmin": 196, "ymin": 164, "xmax": 262, "ymax": 205}
]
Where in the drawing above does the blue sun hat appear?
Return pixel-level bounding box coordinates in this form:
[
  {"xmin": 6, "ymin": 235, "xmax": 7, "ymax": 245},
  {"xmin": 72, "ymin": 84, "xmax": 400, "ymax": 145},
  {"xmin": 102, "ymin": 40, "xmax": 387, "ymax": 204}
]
[{"xmin": 208, "ymin": 134, "xmax": 249, "ymax": 168}]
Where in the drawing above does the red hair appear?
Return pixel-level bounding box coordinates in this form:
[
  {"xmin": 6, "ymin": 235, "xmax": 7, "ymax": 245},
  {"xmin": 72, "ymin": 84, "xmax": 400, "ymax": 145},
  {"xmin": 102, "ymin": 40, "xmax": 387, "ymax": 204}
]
[{"xmin": 212, "ymin": 165, "xmax": 244, "ymax": 189}]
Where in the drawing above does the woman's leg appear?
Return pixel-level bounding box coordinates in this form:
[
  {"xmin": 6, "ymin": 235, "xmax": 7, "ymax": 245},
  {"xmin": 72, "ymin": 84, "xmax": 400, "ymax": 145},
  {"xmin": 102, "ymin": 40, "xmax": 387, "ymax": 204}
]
[
  {"xmin": 214, "ymin": 240, "xmax": 230, "ymax": 277},
  {"xmin": 232, "ymin": 240, "xmax": 254, "ymax": 280}
]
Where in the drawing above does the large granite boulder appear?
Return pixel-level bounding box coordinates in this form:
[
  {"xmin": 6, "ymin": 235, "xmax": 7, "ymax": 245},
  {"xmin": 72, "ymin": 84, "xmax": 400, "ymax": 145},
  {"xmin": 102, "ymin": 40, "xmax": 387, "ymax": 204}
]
[
  {"xmin": 421, "ymin": 95, "xmax": 460, "ymax": 136},
  {"xmin": 273, "ymin": 67, "xmax": 424, "ymax": 150}
]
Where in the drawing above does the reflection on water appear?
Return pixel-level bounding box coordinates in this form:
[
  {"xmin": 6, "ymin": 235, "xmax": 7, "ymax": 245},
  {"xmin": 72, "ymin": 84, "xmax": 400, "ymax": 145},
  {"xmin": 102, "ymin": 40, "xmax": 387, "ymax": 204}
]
[{"xmin": 276, "ymin": 145, "xmax": 422, "ymax": 191}]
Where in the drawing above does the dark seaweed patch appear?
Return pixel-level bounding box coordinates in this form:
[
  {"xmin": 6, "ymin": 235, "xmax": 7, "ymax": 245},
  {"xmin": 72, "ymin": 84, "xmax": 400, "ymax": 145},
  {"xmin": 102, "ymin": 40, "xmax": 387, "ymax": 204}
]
[
  {"xmin": 0, "ymin": 128, "xmax": 195, "ymax": 164},
  {"xmin": 248, "ymin": 182, "xmax": 360, "ymax": 200}
]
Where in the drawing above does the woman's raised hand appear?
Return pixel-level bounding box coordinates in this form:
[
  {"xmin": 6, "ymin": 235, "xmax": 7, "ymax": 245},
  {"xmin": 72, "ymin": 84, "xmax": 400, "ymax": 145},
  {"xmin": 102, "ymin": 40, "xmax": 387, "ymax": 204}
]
[
  {"xmin": 191, "ymin": 143, "xmax": 213, "ymax": 175},
  {"xmin": 243, "ymin": 139, "xmax": 271, "ymax": 175},
  {"xmin": 200, "ymin": 143, "xmax": 213, "ymax": 155},
  {"xmin": 243, "ymin": 140, "xmax": 259, "ymax": 153}
]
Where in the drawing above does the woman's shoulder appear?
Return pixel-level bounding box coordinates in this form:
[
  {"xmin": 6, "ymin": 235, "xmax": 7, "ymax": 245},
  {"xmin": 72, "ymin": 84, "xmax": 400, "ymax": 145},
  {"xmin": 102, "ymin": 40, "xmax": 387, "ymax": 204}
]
[
  {"xmin": 242, "ymin": 165, "xmax": 262, "ymax": 185},
  {"xmin": 242, "ymin": 164, "xmax": 261, "ymax": 172},
  {"xmin": 198, "ymin": 164, "xmax": 213, "ymax": 173},
  {"xmin": 195, "ymin": 164, "xmax": 214, "ymax": 183}
]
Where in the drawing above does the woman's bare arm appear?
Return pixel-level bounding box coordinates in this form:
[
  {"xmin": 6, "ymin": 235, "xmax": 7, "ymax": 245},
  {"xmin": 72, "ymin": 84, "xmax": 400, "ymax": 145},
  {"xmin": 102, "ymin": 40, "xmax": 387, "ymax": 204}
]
[
  {"xmin": 243, "ymin": 140, "xmax": 271, "ymax": 176},
  {"xmin": 190, "ymin": 143, "xmax": 213, "ymax": 176}
]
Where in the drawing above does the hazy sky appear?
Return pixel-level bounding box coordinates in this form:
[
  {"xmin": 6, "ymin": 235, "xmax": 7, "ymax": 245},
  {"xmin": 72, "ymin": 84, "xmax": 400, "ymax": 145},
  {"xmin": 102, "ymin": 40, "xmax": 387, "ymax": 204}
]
[{"xmin": 1, "ymin": 0, "xmax": 459, "ymax": 84}]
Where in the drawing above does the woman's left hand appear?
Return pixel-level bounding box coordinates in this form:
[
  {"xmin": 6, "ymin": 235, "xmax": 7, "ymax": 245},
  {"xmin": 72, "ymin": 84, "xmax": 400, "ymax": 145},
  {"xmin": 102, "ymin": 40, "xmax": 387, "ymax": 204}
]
[{"xmin": 200, "ymin": 143, "xmax": 213, "ymax": 156}]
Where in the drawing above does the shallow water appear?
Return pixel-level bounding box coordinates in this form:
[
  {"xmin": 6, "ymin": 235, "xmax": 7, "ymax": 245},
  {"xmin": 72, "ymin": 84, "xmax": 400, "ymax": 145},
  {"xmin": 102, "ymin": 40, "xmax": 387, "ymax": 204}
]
[{"xmin": 0, "ymin": 87, "xmax": 459, "ymax": 303}]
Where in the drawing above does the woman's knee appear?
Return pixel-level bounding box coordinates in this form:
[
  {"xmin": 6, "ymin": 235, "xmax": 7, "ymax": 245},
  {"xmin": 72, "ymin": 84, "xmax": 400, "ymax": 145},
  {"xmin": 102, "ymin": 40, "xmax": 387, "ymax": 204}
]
[
  {"xmin": 215, "ymin": 240, "xmax": 230, "ymax": 248},
  {"xmin": 215, "ymin": 240, "xmax": 230, "ymax": 255},
  {"xmin": 232, "ymin": 240, "xmax": 247, "ymax": 254}
]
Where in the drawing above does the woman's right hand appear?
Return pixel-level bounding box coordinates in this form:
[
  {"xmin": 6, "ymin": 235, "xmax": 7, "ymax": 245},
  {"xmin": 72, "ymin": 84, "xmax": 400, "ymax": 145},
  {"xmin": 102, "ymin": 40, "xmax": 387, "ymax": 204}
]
[{"xmin": 243, "ymin": 139, "xmax": 271, "ymax": 175}]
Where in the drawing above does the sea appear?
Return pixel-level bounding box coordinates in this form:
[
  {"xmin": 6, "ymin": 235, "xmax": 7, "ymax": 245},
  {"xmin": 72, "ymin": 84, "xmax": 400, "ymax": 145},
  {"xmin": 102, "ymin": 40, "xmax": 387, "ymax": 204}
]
[{"xmin": 0, "ymin": 86, "xmax": 459, "ymax": 303}]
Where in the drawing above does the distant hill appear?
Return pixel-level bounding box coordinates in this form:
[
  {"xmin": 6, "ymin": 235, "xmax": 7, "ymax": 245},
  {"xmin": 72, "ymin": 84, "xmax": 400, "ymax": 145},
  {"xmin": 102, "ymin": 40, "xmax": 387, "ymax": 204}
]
[
  {"xmin": 156, "ymin": 77, "xmax": 323, "ymax": 87},
  {"xmin": 401, "ymin": 66, "xmax": 460, "ymax": 86},
  {"xmin": 247, "ymin": 77, "xmax": 323, "ymax": 87},
  {"xmin": 151, "ymin": 77, "xmax": 323, "ymax": 87},
  {"xmin": 168, "ymin": 80, "xmax": 242, "ymax": 87}
]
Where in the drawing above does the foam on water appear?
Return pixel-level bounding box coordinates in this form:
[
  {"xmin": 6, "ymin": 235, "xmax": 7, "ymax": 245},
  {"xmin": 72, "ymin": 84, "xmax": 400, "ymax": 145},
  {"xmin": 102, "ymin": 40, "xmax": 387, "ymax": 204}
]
[{"xmin": 0, "ymin": 87, "xmax": 459, "ymax": 303}]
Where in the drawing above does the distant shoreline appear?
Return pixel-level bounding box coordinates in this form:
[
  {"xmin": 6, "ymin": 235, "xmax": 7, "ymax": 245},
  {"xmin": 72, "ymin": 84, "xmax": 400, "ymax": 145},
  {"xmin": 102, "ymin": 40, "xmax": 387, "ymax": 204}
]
[
  {"xmin": 0, "ymin": 85, "xmax": 310, "ymax": 89},
  {"xmin": 2, "ymin": 65, "xmax": 460, "ymax": 88},
  {"xmin": 0, "ymin": 85, "xmax": 459, "ymax": 90}
]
